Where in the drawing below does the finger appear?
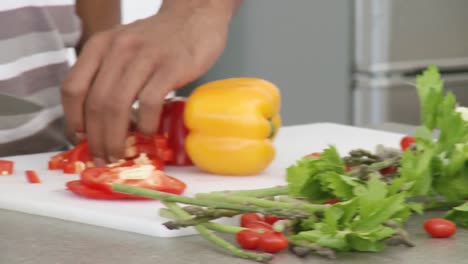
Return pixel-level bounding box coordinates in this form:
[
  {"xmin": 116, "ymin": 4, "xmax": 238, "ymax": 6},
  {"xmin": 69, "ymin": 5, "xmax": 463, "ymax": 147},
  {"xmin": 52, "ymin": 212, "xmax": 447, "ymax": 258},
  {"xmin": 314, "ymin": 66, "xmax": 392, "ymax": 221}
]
[
  {"xmin": 85, "ymin": 34, "xmax": 140, "ymax": 164},
  {"xmin": 136, "ymin": 70, "xmax": 175, "ymax": 136},
  {"xmin": 104, "ymin": 52, "xmax": 158, "ymax": 162},
  {"xmin": 64, "ymin": 125, "xmax": 83, "ymax": 145},
  {"xmin": 61, "ymin": 32, "xmax": 113, "ymax": 135}
]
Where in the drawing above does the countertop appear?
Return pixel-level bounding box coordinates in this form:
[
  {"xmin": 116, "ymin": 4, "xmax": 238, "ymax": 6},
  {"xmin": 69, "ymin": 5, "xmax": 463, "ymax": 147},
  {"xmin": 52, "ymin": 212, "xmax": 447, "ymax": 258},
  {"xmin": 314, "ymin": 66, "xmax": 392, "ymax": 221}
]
[{"xmin": 1, "ymin": 123, "xmax": 467, "ymax": 264}]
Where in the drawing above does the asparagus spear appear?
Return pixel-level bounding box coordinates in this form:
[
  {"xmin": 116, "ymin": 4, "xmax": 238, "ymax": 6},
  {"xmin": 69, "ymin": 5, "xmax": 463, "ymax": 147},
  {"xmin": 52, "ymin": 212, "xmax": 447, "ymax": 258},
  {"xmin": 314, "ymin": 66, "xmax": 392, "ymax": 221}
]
[
  {"xmin": 112, "ymin": 184, "xmax": 322, "ymax": 218},
  {"xmin": 163, "ymin": 201, "xmax": 273, "ymax": 263}
]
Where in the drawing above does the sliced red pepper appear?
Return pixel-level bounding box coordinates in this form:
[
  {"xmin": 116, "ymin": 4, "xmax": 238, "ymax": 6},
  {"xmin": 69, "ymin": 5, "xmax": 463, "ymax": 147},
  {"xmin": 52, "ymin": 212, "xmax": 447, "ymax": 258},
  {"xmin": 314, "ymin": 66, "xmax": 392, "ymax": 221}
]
[
  {"xmin": 67, "ymin": 141, "xmax": 92, "ymax": 163},
  {"xmin": 0, "ymin": 160, "xmax": 14, "ymax": 175},
  {"xmin": 133, "ymin": 143, "xmax": 172, "ymax": 161},
  {"xmin": 62, "ymin": 161, "xmax": 86, "ymax": 174},
  {"xmin": 80, "ymin": 165, "xmax": 186, "ymax": 195},
  {"xmin": 50, "ymin": 132, "xmax": 169, "ymax": 174},
  {"xmin": 148, "ymin": 159, "xmax": 165, "ymax": 170},
  {"xmin": 25, "ymin": 170, "xmax": 41, "ymax": 183},
  {"xmin": 79, "ymin": 167, "xmax": 111, "ymax": 191},
  {"xmin": 134, "ymin": 143, "xmax": 157, "ymax": 158},
  {"xmin": 153, "ymin": 135, "xmax": 169, "ymax": 149},
  {"xmin": 48, "ymin": 150, "xmax": 72, "ymax": 170},
  {"xmin": 156, "ymin": 148, "xmax": 173, "ymax": 162},
  {"xmin": 157, "ymin": 97, "xmax": 193, "ymax": 166},
  {"xmin": 109, "ymin": 157, "xmax": 164, "ymax": 170},
  {"xmin": 66, "ymin": 180, "xmax": 147, "ymax": 200},
  {"xmin": 124, "ymin": 135, "xmax": 172, "ymax": 162},
  {"xmin": 48, "ymin": 142, "xmax": 92, "ymax": 174}
]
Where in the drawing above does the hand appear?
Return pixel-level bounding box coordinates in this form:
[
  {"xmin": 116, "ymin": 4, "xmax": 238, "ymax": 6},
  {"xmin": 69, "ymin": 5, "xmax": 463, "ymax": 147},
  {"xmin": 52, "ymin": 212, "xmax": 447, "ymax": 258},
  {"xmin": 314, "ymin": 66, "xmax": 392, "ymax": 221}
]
[{"xmin": 62, "ymin": 2, "xmax": 237, "ymax": 165}]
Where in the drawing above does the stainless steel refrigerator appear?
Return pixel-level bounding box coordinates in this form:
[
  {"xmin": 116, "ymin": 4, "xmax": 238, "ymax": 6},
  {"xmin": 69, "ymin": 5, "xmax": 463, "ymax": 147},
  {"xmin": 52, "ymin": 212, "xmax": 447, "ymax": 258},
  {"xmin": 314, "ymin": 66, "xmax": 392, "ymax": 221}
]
[{"xmin": 353, "ymin": 0, "xmax": 468, "ymax": 126}]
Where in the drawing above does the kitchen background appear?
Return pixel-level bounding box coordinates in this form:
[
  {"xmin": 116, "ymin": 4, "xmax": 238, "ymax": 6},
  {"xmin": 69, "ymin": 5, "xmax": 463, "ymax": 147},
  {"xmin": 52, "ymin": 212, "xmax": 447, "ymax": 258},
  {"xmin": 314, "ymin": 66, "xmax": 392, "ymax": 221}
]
[{"xmin": 120, "ymin": 0, "xmax": 468, "ymax": 127}]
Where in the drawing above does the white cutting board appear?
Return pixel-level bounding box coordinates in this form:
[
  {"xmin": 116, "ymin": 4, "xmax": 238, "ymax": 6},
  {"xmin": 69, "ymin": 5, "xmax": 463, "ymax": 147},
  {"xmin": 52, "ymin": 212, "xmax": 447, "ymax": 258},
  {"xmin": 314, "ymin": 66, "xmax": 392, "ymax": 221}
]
[{"xmin": 0, "ymin": 123, "xmax": 404, "ymax": 237}]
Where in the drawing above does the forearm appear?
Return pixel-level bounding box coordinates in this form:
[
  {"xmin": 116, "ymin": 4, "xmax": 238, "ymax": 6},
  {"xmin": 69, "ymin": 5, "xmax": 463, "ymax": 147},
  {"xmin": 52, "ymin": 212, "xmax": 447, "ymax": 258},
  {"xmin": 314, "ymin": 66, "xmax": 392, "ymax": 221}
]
[
  {"xmin": 75, "ymin": 0, "xmax": 121, "ymax": 52},
  {"xmin": 159, "ymin": 0, "xmax": 243, "ymax": 23}
]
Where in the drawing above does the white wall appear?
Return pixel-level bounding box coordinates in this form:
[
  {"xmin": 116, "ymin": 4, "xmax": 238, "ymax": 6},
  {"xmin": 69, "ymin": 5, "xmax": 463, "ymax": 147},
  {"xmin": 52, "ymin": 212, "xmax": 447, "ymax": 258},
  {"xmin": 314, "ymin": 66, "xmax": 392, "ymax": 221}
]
[
  {"xmin": 181, "ymin": 1, "xmax": 353, "ymax": 125},
  {"xmin": 121, "ymin": 0, "xmax": 162, "ymax": 24}
]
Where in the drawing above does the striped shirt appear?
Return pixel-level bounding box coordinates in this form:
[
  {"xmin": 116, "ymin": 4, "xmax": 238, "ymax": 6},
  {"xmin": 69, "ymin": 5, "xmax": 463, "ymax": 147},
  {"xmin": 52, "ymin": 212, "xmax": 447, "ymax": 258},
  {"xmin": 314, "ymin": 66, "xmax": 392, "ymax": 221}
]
[{"xmin": 0, "ymin": 0, "xmax": 81, "ymax": 157}]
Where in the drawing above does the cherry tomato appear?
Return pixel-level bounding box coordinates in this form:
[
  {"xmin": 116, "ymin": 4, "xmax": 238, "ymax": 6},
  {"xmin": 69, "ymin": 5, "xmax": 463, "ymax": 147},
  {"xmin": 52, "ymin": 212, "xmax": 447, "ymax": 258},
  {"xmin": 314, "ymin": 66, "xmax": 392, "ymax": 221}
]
[
  {"xmin": 236, "ymin": 229, "xmax": 261, "ymax": 250},
  {"xmin": 324, "ymin": 198, "xmax": 341, "ymax": 205},
  {"xmin": 258, "ymin": 232, "xmax": 289, "ymax": 253},
  {"xmin": 264, "ymin": 215, "xmax": 283, "ymax": 225},
  {"xmin": 400, "ymin": 136, "xmax": 416, "ymax": 151},
  {"xmin": 423, "ymin": 218, "xmax": 457, "ymax": 238},
  {"xmin": 240, "ymin": 213, "xmax": 265, "ymax": 227},
  {"xmin": 345, "ymin": 164, "xmax": 351, "ymax": 172},
  {"xmin": 380, "ymin": 166, "xmax": 398, "ymax": 176},
  {"xmin": 244, "ymin": 221, "xmax": 273, "ymax": 232}
]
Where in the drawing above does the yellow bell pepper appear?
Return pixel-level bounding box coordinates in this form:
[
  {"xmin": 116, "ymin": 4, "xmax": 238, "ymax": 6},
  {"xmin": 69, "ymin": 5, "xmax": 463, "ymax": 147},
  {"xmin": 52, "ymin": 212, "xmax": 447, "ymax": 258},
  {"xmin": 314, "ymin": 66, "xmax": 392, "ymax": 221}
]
[{"xmin": 184, "ymin": 77, "xmax": 281, "ymax": 176}]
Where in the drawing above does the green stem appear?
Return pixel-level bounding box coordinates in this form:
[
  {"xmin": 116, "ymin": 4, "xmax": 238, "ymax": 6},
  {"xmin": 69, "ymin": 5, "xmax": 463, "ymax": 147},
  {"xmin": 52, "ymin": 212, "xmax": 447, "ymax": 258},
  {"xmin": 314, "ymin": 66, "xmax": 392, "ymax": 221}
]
[
  {"xmin": 163, "ymin": 211, "xmax": 240, "ymax": 229},
  {"xmin": 423, "ymin": 200, "xmax": 465, "ymax": 210},
  {"xmin": 367, "ymin": 157, "xmax": 400, "ymax": 171},
  {"xmin": 204, "ymin": 222, "xmax": 244, "ymax": 234},
  {"xmin": 183, "ymin": 206, "xmax": 240, "ymax": 218},
  {"xmin": 195, "ymin": 192, "xmax": 325, "ymax": 216},
  {"xmin": 208, "ymin": 186, "xmax": 289, "ymax": 197},
  {"xmin": 277, "ymin": 195, "xmax": 309, "ymax": 204},
  {"xmin": 289, "ymin": 239, "xmax": 336, "ymax": 259},
  {"xmin": 163, "ymin": 202, "xmax": 272, "ymax": 263},
  {"xmin": 159, "ymin": 208, "xmax": 177, "ymax": 220},
  {"xmin": 113, "ymin": 184, "xmax": 314, "ymax": 217}
]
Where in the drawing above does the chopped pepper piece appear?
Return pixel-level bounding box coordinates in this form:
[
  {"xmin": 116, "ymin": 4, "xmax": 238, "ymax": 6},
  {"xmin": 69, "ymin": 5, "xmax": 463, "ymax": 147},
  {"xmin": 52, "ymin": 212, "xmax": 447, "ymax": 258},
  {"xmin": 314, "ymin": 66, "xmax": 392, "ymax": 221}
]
[{"xmin": 0, "ymin": 160, "xmax": 14, "ymax": 175}]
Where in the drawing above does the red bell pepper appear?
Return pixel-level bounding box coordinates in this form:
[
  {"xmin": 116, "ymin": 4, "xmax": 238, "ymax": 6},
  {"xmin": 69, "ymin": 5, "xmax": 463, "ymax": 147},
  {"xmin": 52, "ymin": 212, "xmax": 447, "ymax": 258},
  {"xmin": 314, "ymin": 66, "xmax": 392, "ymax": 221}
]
[
  {"xmin": 66, "ymin": 180, "xmax": 146, "ymax": 200},
  {"xmin": 66, "ymin": 163, "xmax": 187, "ymax": 200},
  {"xmin": 124, "ymin": 133, "xmax": 172, "ymax": 163},
  {"xmin": 67, "ymin": 141, "xmax": 92, "ymax": 163},
  {"xmin": 48, "ymin": 132, "xmax": 170, "ymax": 174},
  {"xmin": 79, "ymin": 165, "xmax": 186, "ymax": 195},
  {"xmin": 158, "ymin": 97, "xmax": 193, "ymax": 166},
  {"xmin": 48, "ymin": 97, "xmax": 191, "ymax": 172},
  {"xmin": 0, "ymin": 160, "xmax": 14, "ymax": 175},
  {"xmin": 48, "ymin": 150, "xmax": 72, "ymax": 170}
]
